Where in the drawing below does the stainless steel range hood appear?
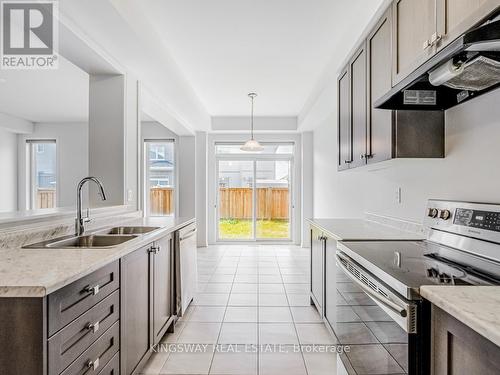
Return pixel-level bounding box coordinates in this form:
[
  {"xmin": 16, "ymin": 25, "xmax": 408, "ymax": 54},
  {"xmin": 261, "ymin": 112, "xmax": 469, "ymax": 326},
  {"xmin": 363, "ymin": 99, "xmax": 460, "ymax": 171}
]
[{"xmin": 375, "ymin": 14, "xmax": 500, "ymax": 111}]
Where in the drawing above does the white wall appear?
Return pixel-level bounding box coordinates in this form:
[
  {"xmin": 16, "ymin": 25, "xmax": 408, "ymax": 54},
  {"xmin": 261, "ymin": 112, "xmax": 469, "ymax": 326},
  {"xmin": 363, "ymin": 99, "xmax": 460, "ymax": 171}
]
[
  {"xmin": 18, "ymin": 122, "xmax": 89, "ymax": 209},
  {"xmin": 125, "ymin": 76, "xmax": 139, "ymax": 210},
  {"xmin": 88, "ymin": 74, "xmax": 126, "ymax": 207},
  {"xmin": 178, "ymin": 136, "xmax": 196, "ymax": 219},
  {"xmin": 212, "ymin": 117, "xmax": 297, "ymax": 132},
  {"xmin": 196, "ymin": 131, "xmax": 208, "ymax": 247},
  {"xmin": 312, "ymin": 89, "xmax": 500, "ymax": 223},
  {"xmin": 301, "ymin": 131, "xmax": 313, "ymax": 246},
  {"xmin": 142, "ymin": 121, "xmax": 178, "ymax": 140},
  {"xmin": 0, "ymin": 128, "xmax": 18, "ymax": 212}
]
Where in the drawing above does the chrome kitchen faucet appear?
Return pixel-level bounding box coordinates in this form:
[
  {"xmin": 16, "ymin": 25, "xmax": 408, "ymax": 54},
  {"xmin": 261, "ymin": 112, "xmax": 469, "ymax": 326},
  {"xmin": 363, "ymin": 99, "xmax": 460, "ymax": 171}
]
[{"xmin": 76, "ymin": 177, "xmax": 107, "ymax": 235}]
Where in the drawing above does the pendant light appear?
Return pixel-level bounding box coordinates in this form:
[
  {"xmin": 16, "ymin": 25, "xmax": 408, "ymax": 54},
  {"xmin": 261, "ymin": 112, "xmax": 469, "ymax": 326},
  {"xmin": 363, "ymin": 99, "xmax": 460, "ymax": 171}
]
[{"xmin": 240, "ymin": 92, "xmax": 264, "ymax": 152}]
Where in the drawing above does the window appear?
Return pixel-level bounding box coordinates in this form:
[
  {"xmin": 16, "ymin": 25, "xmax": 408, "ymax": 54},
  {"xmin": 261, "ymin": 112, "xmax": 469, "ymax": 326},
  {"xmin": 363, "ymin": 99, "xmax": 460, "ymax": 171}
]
[
  {"xmin": 27, "ymin": 140, "xmax": 57, "ymax": 210},
  {"xmin": 215, "ymin": 143, "xmax": 294, "ymax": 155},
  {"xmin": 145, "ymin": 140, "xmax": 175, "ymax": 216}
]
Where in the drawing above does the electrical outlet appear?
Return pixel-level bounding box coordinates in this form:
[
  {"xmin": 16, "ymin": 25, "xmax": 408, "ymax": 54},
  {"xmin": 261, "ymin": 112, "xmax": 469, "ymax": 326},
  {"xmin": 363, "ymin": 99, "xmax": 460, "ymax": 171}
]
[
  {"xmin": 396, "ymin": 187, "xmax": 402, "ymax": 204},
  {"xmin": 127, "ymin": 189, "xmax": 133, "ymax": 202}
]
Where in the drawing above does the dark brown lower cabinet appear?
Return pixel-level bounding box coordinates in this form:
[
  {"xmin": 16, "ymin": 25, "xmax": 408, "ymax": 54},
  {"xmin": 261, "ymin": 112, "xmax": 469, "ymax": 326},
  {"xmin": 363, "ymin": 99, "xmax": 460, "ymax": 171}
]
[
  {"xmin": 121, "ymin": 233, "xmax": 175, "ymax": 375},
  {"xmin": 0, "ymin": 261, "xmax": 120, "ymax": 375},
  {"xmin": 121, "ymin": 244, "xmax": 153, "ymax": 375},
  {"xmin": 431, "ymin": 305, "xmax": 500, "ymax": 375},
  {"xmin": 0, "ymin": 231, "xmax": 179, "ymax": 375},
  {"xmin": 152, "ymin": 235, "xmax": 175, "ymax": 344}
]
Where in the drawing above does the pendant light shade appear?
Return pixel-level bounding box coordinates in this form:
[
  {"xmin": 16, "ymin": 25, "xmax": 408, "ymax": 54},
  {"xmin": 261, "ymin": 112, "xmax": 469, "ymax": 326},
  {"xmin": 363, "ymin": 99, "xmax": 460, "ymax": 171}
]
[
  {"xmin": 241, "ymin": 93, "xmax": 263, "ymax": 152},
  {"xmin": 241, "ymin": 138, "xmax": 264, "ymax": 152}
]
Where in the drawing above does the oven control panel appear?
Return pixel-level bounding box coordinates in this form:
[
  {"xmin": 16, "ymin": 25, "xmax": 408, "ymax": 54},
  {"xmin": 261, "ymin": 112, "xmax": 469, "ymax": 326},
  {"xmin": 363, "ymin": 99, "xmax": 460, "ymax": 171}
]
[
  {"xmin": 424, "ymin": 200, "xmax": 500, "ymax": 244},
  {"xmin": 454, "ymin": 209, "xmax": 500, "ymax": 232}
]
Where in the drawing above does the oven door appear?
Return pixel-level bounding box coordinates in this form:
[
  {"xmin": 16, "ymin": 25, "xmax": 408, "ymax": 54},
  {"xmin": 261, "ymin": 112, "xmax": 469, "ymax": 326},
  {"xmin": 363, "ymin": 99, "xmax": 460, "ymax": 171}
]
[{"xmin": 334, "ymin": 250, "xmax": 429, "ymax": 375}]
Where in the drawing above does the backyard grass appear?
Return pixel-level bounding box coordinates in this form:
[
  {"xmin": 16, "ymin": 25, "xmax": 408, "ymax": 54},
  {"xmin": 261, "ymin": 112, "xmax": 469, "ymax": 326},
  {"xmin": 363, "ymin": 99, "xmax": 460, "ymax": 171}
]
[{"xmin": 219, "ymin": 219, "xmax": 289, "ymax": 239}]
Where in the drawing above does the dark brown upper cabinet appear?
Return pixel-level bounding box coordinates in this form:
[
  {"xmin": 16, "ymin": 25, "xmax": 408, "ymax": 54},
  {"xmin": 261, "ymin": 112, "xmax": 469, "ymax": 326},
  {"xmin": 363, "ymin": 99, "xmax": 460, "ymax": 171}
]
[
  {"xmin": 436, "ymin": 0, "xmax": 500, "ymax": 51},
  {"xmin": 338, "ymin": 6, "xmax": 445, "ymax": 171},
  {"xmin": 337, "ymin": 67, "xmax": 351, "ymax": 170},
  {"xmin": 367, "ymin": 9, "xmax": 393, "ymax": 164},
  {"xmin": 337, "ymin": 44, "xmax": 368, "ymax": 170},
  {"xmin": 350, "ymin": 44, "xmax": 368, "ymax": 168},
  {"xmin": 392, "ymin": 0, "xmax": 499, "ymax": 85},
  {"xmin": 392, "ymin": 0, "xmax": 437, "ymax": 85}
]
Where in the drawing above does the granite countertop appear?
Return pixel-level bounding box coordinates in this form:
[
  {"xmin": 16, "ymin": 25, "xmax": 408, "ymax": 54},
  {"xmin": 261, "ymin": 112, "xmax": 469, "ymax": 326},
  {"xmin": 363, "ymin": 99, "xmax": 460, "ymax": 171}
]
[
  {"xmin": 0, "ymin": 216, "xmax": 195, "ymax": 298},
  {"xmin": 307, "ymin": 218, "xmax": 425, "ymax": 241},
  {"xmin": 421, "ymin": 286, "xmax": 500, "ymax": 347}
]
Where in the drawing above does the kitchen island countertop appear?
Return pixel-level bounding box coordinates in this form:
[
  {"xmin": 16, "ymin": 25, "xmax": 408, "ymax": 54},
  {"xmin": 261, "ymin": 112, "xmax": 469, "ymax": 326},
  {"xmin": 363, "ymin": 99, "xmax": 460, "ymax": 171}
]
[{"xmin": 0, "ymin": 216, "xmax": 195, "ymax": 298}]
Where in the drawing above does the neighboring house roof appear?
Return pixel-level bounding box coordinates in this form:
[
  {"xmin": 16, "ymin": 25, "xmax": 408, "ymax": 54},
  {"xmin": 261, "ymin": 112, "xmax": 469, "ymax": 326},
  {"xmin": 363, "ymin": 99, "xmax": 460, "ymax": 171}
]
[{"xmin": 150, "ymin": 160, "xmax": 174, "ymax": 168}]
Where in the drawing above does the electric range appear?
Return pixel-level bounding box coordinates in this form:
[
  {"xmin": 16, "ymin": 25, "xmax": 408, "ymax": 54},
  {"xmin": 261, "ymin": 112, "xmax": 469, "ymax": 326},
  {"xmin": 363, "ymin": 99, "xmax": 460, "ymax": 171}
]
[{"xmin": 335, "ymin": 200, "xmax": 500, "ymax": 375}]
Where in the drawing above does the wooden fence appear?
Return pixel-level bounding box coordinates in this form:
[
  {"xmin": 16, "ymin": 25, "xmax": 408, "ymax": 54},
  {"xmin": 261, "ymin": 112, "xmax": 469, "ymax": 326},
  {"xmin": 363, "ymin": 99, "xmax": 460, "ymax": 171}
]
[
  {"xmin": 150, "ymin": 187, "xmax": 174, "ymax": 215},
  {"xmin": 36, "ymin": 189, "xmax": 56, "ymax": 209},
  {"xmin": 219, "ymin": 187, "xmax": 289, "ymax": 220},
  {"xmin": 148, "ymin": 187, "xmax": 289, "ymax": 219}
]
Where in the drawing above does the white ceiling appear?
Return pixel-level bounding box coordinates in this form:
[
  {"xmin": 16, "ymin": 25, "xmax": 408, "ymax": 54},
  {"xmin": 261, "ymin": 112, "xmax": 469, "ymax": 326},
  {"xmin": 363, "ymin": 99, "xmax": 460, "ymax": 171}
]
[
  {"xmin": 0, "ymin": 56, "xmax": 88, "ymax": 123},
  {"xmin": 139, "ymin": 0, "xmax": 384, "ymax": 117}
]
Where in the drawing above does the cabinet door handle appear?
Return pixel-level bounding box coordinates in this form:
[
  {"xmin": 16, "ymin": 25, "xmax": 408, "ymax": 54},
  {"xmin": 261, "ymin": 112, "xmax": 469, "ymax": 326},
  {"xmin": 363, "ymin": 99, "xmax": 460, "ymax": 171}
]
[
  {"xmin": 430, "ymin": 32, "xmax": 442, "ymax": 45},
  {"xmin": 344, "ymin": 160, "xmax": 352, "ymax": 164},
  {"xmin": 148, "ymin": 246, "xmax": 160, "ymax": 254},
  {"xmin": 84, "ymin": 285, "xmax": 100, "ymax": 296}
]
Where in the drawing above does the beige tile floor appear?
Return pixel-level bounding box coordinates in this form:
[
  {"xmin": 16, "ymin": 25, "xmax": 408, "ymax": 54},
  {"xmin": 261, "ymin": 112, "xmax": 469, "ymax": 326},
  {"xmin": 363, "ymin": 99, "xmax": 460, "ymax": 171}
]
[{"xmin": 141, "ymin": 244, "xmax": 337, "ymax": 375}]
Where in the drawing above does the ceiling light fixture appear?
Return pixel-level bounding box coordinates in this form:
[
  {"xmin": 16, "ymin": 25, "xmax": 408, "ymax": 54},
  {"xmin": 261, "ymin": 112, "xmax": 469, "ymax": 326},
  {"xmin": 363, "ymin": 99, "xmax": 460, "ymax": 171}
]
[{"xmin": 240, "ymin": 92, "xmax": 263, "ymax": 152}]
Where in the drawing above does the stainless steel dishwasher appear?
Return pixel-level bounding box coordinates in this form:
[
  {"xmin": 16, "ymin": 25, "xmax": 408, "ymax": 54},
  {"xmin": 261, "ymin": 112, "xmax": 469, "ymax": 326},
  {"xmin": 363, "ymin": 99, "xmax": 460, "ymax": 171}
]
[{"xmin": 175, "ymin": 223, "xmax": 197, "ymax": 316}]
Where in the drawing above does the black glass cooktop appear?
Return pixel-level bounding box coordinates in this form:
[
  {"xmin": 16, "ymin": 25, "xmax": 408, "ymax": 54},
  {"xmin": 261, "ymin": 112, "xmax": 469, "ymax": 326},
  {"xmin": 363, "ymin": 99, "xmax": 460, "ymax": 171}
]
[{"xmin": 338, "ymin": 240, "xmax": 500, "ymax": 296}]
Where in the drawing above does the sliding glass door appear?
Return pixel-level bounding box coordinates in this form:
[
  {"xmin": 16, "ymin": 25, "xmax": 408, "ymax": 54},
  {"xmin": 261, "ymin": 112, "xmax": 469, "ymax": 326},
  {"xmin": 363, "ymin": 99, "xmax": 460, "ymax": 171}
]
[
  {"xmin": 216, "ymin": 143, "xmax": 293, "ymax": 242},
  {"xmin": 256, "ymin": 160, "xmax": 291, "ymax": 240},
  {"xmin": 217, "ymin": 160, "xmax": 255, "ymax": 240}
]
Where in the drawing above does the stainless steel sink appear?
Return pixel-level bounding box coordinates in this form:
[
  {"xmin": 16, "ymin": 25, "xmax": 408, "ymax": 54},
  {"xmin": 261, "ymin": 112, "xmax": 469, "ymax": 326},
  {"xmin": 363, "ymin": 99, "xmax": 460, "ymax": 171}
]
[
  {"xmin": 23, "ymin": 234, "xmax": 137, "ymax": 249},
  {"xmin": 100, "ymin": 226, "xmax": 160, "ymax": 235}
]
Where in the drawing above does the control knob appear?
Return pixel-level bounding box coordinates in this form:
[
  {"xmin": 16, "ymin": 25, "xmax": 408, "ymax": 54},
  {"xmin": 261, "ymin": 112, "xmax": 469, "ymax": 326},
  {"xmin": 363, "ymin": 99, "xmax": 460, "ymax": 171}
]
[
  {"xmin": 427, "ymin": 208, "xmax": 438, "ymax": 218},
  {"xmin": 439, "ymin": 209, "xmax": 451, "ymax": 220}
]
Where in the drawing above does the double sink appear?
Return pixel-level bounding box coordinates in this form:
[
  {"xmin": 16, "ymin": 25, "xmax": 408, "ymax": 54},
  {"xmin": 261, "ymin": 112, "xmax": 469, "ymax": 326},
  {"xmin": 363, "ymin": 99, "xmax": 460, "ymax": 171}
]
[{"xmin": 23, "ymin": 226, "xmax": 160, "ymax": 249}]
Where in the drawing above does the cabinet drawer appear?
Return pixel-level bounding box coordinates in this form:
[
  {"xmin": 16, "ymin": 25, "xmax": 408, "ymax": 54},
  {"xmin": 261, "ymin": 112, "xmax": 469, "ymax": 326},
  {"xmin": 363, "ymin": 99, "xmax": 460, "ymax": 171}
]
[
  {"xmin": 48, "ymin": 291, "xmax": 120, "ymax": 375},
  {"xmin": 60, "ymin": 322, "xmax": 119, "ymax": 375},
  {"xmin": 97, "ymin": 352, "xmax": 119, "ymax": 375},
  {"xmin": 48, "ymin": 261, "xmax": 119, "ymax": 336}
]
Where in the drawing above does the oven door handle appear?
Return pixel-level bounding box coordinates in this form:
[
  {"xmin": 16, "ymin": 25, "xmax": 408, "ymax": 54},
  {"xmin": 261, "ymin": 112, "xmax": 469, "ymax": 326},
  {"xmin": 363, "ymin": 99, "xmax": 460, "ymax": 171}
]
[{"xmin": 335, "ymin": 254, "xmax": 407, "ymax": 318}]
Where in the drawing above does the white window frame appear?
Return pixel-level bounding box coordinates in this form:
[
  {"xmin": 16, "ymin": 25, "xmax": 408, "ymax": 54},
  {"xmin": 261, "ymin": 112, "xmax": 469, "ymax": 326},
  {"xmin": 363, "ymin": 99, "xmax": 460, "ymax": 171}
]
[
  {"xmin": 143, "ymin": 139, "xmax": 176, "ymax": 217},
  {"xmin": 26, "ymin": 139, "xmax": 57, "ymax": 210}
]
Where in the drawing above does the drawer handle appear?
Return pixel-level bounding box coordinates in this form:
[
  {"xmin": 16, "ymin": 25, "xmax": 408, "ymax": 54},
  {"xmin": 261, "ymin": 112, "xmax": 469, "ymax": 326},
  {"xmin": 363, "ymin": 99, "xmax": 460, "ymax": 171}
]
[
  {"xmin": 86, "ymin": 320, "xmax": 100, "ymax": 333},
  {"xmin": 84, "ymin": 285, "xmax": 100, "ymax": 296},
  {"xmin": 87, "ymin": 357, "xmax": 99, "ymax": 371}
]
